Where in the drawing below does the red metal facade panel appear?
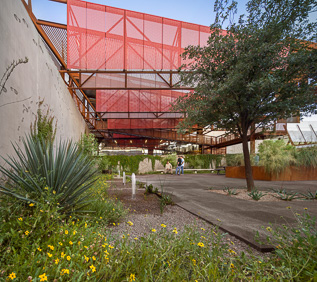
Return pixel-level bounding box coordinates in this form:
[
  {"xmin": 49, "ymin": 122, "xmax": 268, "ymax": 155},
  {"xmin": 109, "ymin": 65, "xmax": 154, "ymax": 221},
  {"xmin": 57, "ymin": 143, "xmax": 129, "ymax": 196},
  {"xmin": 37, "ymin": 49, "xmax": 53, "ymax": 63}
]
[
  {"xmin": 67, "ymin": 0, "xmax": 210, "ymax": 131},
  {"xmin": 96, "ymin": 89, "xmax": 186, "ymax": 129},
  {"xmin": 67, "ymin": 0, "xmax": 210, "ymax": 70}
]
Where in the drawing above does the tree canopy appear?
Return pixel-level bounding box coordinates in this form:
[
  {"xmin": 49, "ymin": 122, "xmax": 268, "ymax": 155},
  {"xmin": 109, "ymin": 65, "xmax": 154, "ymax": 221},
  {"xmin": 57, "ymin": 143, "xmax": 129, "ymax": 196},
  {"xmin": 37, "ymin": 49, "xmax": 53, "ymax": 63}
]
[{"xmin": 174, "ymin": 0, "xmax": 317, "ymax": 190}]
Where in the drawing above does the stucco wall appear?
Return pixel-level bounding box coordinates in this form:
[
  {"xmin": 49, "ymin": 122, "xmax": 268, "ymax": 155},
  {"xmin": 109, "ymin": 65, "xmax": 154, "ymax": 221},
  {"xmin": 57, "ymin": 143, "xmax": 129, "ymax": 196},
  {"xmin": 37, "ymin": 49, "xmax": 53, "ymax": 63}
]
[{"xmin": 0, "ymin": 1, "xmax": 87, "ymax": 164}]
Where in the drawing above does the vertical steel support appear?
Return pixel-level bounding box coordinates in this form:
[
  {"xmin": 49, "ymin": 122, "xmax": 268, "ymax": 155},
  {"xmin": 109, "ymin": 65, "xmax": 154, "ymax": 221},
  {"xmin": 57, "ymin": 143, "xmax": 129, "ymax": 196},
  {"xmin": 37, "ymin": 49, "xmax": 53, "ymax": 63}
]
[{"xmin": 124, "ymin": 10, "xmax": 127, "ymax": 70}]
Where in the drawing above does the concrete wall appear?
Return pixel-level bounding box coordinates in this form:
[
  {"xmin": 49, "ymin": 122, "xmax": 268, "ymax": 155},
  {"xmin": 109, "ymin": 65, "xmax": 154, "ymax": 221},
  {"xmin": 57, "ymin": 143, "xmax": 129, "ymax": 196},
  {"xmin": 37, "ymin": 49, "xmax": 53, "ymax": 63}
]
[{"xmin": 0, "ymin": 1, "xmax": 87, "ymax": 164}]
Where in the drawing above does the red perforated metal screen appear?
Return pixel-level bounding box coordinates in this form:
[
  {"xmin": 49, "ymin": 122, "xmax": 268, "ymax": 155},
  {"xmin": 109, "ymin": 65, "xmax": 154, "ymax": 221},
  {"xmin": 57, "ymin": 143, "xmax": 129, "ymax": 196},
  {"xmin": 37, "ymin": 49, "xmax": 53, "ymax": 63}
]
[
  {"xmin": 67, "ymin": 0, "xmax": 210, "ymax": 131},
  {"xmin": 67, "ymin": 0, "xmax": 210, "ymax": 70}
]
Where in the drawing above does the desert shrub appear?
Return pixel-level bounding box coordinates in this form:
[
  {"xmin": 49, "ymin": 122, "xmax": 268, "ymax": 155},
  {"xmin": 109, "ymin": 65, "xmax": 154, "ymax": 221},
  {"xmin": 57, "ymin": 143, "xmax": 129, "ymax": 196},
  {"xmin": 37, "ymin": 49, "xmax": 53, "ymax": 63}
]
[
  {"xmin": 78, "ymin": 133, "xmax": 99, "ymax": 156},
  {"xmin": 226, "ymin": 154, "xmax": 244, "ymax": 166},
  {"xmin": 258, "ymin": 140, "xmax": 295, "ymax": 174},
  {"xmin": 0, "ymin": 135, "xmax": 98, "ymax": 215},
  {"xmin": 30, "ymin": 100, "xmax": 56, "ymax": 144},
  {"xmin": 262, "ymin": 211, "xmax": 317, "ymax": 281},
  {"xmin": 294, "ymin": 146, "xmax": 317, "ymax": 168}
]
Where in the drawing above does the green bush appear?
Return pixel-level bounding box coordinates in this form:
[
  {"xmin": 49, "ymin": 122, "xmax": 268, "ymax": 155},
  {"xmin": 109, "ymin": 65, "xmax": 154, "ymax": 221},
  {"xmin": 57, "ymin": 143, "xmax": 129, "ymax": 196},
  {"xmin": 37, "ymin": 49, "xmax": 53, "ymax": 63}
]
[
  {"xmin": 30, "ymin": 99, "xmax": 57, "ymax": 144},
  {"xmin": 98, "ymin": 155, "xmax": 161, "ymax": 173},
  {"xmin": 78, "ymin": 133, "xmax": 99, "ymax": 156},
  {"xmin": 262, "ymin": 211, "xmax": 317, "ymax": 281},
  {"xmin": 0, "ymin": 135, "xmax": 98, "ymax": 215},
  {"xmin": 258, "ymin": 140, "xmax": 295, "ymax": 174},
  {"xmin": 185, "ymin": 154, "xmax": 222, "ymax": 169},
  {"xmin": 226, "ymin": 154, "xmax": 244, "ymax": 166},
  {"xmin": 295, "ymin": 146, "xmax": 317, "ymax": 168}
]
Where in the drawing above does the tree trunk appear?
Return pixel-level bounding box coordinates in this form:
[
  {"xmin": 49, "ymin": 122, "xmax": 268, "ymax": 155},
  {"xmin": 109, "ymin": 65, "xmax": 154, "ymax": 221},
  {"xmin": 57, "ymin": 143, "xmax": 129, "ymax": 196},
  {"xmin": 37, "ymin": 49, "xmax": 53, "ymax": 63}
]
[{"xmin": 242, "ymin": 132, "xmax": 255, "ymax": 191}]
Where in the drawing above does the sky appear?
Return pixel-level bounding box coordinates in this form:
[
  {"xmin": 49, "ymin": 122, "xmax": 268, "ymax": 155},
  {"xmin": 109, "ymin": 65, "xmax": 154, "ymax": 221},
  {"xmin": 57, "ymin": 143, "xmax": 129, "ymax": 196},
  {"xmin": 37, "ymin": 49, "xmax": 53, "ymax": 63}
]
[{"xmin": 31, "ymin": 0, "xmax": 249, "ymax": 27}]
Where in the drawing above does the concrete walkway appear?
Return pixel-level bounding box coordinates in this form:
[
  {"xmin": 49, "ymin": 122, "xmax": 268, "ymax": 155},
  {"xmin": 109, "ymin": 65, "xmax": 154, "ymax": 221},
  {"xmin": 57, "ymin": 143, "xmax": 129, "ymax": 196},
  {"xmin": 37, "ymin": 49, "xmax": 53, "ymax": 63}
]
[{"xmin": 137, "ymin": 174, "xmax": 317, "ymax": 252}]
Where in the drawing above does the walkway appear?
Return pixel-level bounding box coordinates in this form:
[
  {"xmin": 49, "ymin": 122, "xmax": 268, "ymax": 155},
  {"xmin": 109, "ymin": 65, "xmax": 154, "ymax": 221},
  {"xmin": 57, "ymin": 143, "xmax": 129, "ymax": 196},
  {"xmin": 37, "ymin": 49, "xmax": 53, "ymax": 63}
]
[{"xmin": 137, "ymin": 174, "xmax": 317, "ymax": 252}]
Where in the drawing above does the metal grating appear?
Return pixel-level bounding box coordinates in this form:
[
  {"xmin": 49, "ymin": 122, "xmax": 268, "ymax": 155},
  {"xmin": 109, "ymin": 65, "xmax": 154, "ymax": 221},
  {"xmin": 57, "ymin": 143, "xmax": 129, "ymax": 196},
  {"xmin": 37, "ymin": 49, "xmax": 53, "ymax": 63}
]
[{"xmin": 41, "ymin": 25, "xmax": 67, "ymax": 64}]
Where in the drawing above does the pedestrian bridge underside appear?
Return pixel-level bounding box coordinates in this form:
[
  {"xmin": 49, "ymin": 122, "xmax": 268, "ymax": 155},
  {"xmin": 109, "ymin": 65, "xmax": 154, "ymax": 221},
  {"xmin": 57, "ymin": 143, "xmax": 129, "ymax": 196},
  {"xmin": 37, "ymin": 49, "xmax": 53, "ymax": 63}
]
[{"xmin": 22, "ymin": 0, "xmax": 288, "ymax": 152}]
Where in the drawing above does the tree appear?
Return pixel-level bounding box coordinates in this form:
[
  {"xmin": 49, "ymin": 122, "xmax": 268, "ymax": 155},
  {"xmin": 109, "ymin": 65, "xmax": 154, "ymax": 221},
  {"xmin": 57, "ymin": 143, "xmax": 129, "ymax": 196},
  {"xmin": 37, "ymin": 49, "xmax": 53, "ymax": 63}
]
[{"xmin": 174, "ymin": 0, "xmax": 317, "ymax": 191}]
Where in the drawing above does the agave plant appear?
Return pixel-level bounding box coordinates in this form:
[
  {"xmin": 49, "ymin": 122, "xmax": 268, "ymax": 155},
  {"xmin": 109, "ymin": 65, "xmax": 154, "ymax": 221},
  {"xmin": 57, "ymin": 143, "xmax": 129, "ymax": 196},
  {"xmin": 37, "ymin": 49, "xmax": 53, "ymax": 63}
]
[{"xmin": 0, "ymin": 135, "xmax": 98, "ymax": 214}]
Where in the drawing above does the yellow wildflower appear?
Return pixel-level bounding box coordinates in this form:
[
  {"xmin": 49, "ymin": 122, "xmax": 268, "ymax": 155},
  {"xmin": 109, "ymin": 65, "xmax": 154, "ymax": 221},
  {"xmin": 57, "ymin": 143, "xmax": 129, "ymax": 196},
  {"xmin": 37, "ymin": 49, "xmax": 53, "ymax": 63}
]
[
  {"xmin": 266, "ymin": 227, "xmax": 272, "ymax": 232},
  {"xmin": 59, "ymin": 242, "xmax": 63, "ymax": 246},
  {"xmin": 152, "ymin": 229, "xmax": 156, "ymax": 233},
  {"xmin": 61, "ymin": 252, "xmax": 66, "ymax": 258},
  {"xmin": 47, "ymin": 253, "xmax": 52, "ymax": 257},
  {"xmin": 90, "ymin": 265, "xmax": 96, "ymax": 273},
  {"xmin": 37, "ymin": 247, "xmax": 42, "ymax": 251},
  {"xmin": 161, "ymin": 224, "xmax": 166, "ymax": 228},
  {"xmin": 92, "ymin": 256, "xmax": 96, "ymax": 261},
  {"xmin": 228, "ymin": 249, "xmax": 236, "ymax": 255},
  {"xmin": 8, "ymin": 272, "xmax": 16, "ymax": 280},
  {"xmin": 66, "ymin": 256, "xmax": 71, "ymax": 261},
  {"xmin": 25, "ymin": 231, "xmax": 29, "ymax": 236},
  {"xmin": 192, "ymin": 259, "xmax": 196, "ymax": 266},
  {"xmin": 73, "ymin": 230, "xmax": 77, "ymax": 235},
  {"xmin": 55, "ymin": 258, "xmax": 59, "ymax": 264},
  {"xmin": 69, "ymin": 241, "xmax": 73, "ymax": 245},
  {"xmin": 65, "ymin": 230, "xmax": 68, "ymax": 235},
  {"xmin": 197, "ymin": 242, "xmax": 204, "ymax": 248},
  {"xmin": 48, "ymin": 245, "xmax": 54, "ymax": 250},
  {"xmin": 29, "ymin": 203, "xmax": 34, "ymax": 207},
  {"xmin": 18, "ymin": 217, "xmax": 23, "ymax": 221},
  {"xmin": 230, "ymin": 263, "xmax": 234, "ymax": 269},
  {"xmin": 60, "ymin": 269, "xmax": 69, "ymax": 275},
  {"xmin": 39, "ymin": 273, "xmax": 48, "ymax": 281},
  {"xmin": 129, "ymin": 273, "xmax": 136, "ymax": 281},
  {"xmin": 127, "ymin": 221, "xmax": 134, "ymax": 226}
]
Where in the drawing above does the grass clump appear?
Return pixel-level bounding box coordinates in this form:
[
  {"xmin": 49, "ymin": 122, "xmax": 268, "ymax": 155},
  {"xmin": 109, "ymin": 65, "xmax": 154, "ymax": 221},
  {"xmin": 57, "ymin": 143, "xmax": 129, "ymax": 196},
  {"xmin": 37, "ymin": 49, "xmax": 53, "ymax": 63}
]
[
  {"xmin": 258, "ymin": 140, "xmax": 295, "ymax": 174},
  {"xmin": 248, "ymin": 189, "xmax": 266, "ymax": 201},
  {"xmin": 273, "ymin": 189, "xmax": 299, "ymax": 201},
  {"xmin": 223, "ymin": 186, "xmax": 239, "ymax": 195}
]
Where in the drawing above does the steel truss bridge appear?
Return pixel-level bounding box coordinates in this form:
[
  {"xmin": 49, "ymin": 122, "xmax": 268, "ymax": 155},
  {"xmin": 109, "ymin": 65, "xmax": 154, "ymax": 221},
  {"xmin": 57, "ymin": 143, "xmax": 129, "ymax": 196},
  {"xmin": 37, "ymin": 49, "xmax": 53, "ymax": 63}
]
[{"xmin": 21, "ymin": 0, "xmax": 286, "ymax": 153}]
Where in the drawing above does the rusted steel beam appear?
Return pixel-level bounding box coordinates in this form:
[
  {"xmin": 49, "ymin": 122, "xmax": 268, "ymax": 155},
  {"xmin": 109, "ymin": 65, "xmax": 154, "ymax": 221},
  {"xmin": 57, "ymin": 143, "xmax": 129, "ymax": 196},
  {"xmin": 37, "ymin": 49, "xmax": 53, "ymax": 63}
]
[
  {"xmin": 37, "ymin": 19, "xmax": 67, "ymax": 29},
  {"xmin": 60, "ymin": 70, "xmax": 182, "ymax": 74},
  {"xmin": 69, "ymin": 87, "xmax": 193, "ymax": 90},
  {"xmin": 49, "ymin": 0, "xmax": 67, "ymax": 3},
  {"xmin": 21, "ymin": 0, "xmax": 67, "ymax": 69}
]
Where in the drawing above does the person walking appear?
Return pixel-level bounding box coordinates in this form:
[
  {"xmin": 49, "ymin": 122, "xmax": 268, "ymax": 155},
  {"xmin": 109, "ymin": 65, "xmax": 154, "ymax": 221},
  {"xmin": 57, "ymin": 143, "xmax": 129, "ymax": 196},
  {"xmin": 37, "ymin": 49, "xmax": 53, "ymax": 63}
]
[
  {"xmin": 176, "ymin": 156, "xmax": 182, "ymax": 175},
  {"xmin": 180, "ymin": 156, "xmax": 185, "ymax": 175}
]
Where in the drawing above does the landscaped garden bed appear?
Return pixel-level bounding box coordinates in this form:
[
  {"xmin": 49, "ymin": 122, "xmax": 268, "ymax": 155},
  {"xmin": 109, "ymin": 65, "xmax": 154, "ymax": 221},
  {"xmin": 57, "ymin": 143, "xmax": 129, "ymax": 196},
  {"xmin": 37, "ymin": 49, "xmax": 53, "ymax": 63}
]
[{"xmin": 226, "ymin": 140, "xmax": 317, "ymax": 181}]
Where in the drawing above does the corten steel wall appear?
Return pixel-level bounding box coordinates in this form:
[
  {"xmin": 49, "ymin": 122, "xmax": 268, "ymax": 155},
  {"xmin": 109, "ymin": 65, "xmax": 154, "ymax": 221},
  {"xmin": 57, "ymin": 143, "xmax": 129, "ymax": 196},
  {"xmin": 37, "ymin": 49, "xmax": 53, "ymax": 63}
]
[{"xmin": 67, "ymin": 0, "xmax": 210, "ymax": 130}]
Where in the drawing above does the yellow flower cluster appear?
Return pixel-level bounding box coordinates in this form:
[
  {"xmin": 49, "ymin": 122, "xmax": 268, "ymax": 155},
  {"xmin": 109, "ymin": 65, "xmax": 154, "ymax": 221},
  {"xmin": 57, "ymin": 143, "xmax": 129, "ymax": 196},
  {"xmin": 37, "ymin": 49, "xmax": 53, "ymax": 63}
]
[{"xmin": 61, "ymin": 269, "xmax": 69, "ymax": 275}]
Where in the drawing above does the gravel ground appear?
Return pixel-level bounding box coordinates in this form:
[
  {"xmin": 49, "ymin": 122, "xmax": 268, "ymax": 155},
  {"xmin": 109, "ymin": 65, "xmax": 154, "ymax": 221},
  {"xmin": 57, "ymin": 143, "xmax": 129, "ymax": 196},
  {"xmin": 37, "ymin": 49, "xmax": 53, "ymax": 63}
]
[{"xmin": 107, "ymin": 179, "xmax": 271, "ymax": 258}]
